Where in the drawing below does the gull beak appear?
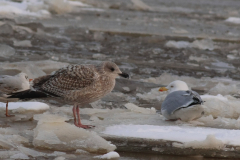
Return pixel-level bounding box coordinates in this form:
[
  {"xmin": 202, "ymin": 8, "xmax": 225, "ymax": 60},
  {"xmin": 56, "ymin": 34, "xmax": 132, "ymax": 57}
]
[
  {"xmin": 29, "ymin": 79, "xmax": 33, "ymax": 82},
  {"xmin": 119, "ymin": 72, "xmax": 129, "ymax": 79},
  {"xmin": 159, "ymin": 87, "xmax": 168, "ymax": 92}
]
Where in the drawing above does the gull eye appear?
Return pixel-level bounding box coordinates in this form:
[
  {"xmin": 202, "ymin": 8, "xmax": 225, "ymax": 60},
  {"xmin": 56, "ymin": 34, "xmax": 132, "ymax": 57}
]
[
  {"xmin": 110, "ymin": 67, "xmax": 115, "ymax": 71},
  {"xmin": 25, "ymin": 76, "xmax": 28, "ymax": 79},
  {"xmin": 171, "ymin": 86, "xmax": 173, "ymax": 88}
]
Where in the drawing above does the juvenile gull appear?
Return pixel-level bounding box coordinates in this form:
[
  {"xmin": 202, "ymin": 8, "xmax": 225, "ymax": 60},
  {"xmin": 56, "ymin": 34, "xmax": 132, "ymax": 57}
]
[
  {"xmin": 0, "ymin": 73, "xmax": 31, "ymax": 117},
  {"xmin": 159, "ymin": 80, "xmax": 204, "ymax": 121},
  {"xmin": 9, "ymin": 61, "xmax": 129, "ymax": 129}
]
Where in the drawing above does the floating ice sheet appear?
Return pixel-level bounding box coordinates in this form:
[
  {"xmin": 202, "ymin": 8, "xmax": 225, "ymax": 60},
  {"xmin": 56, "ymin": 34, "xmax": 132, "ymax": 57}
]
[{"xmin": 102, "ymin": 125, "xmax": 240, "ymax": 146}]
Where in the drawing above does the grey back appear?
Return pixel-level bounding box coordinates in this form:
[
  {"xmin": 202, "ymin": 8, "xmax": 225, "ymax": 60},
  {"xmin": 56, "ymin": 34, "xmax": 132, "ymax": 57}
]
[{"xmin": 161, "ymin": 90, "xmax": 202, "ymax": 115}]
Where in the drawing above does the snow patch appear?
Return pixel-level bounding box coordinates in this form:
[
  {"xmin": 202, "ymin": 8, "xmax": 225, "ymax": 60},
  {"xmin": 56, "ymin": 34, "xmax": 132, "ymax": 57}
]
[
  {"xmin": 0, "ymin": 102, "xmax": 49, "ymax": 111},
  {"xmin": 225, "ymin": 17, "xmax": 240, "ymax": 24},
  {"xmin": 124, "ymin": 103, "xmax": 156, "ymax": 114},
  {"xmin": 102, "ymin": 125, "xmax": 240, "ymax": 146},
  {"xmin": 94, "ymin": 151, "xmax": 120, "ymax": 159}
]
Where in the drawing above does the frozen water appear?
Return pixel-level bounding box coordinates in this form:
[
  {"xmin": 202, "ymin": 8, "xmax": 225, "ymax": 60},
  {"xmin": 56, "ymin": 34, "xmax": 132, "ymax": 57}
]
[
  {"xmin": 0, "ymin": 44, "xmax": 15, "ymax": 57},
  {"xmin": 94, "ymin": 151, "xmax": 120, "ymax": 159},
  {"xmin": 0, "ymin": 102, "xmax": 49, "ymax": 112},
  {"xmin": 10, "ymin": 153, "xmax": 29, "ymax": 159},
  {"xmin": 136, "ymin": 88, "xmax": 167, "ymax": 101},
  {"xmin": 165, "ymin": 41, "xmax": 190, "ymax": 49},
  {"xmin": 173, "ymin": 135, "xmax": 224, "ymax": 149},
  {"xmin": 124, "ymin": 103, "xmax": 156, "ymax": 114},
  {"xmin": 33, "ymin": 113, "xmax": 116, "ymax": 153},
  {"xmin": 225, "ymin": 17, "xmax": 240, "ymax": 24},
  {"xmin": 165, "ymin": 39, "xmax": 215, "ymax": 50},
  {"xmin": 13, "ymin": 40, "xmax": 32, "ymax": 47},
  {"xmin": 209, "ymin": 83, "xmax": 240, "ymax": 95},
  {"xmin": 75, "ymin": 149, "xmax": 89, "ymax": 154},
  {"xmin": 201, "ymin": 94, "xmax": 240, "ymax": 119},
  {"xmin": 102, "ymin": 125, "xmax": 240, "ymax": 146},
  {"xmin": 0, "ymin": 60, "xmax": 68, "ymax": 78},
  {"xmin": 131, "ymin": 0, "xmax": 152, "ymax": 11}
]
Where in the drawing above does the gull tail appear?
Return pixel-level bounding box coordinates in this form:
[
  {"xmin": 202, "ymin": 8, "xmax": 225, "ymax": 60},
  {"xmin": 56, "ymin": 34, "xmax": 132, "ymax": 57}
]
[{"xmin": 8, "ymin": 89, "xmax": 48, "ymax": 99}]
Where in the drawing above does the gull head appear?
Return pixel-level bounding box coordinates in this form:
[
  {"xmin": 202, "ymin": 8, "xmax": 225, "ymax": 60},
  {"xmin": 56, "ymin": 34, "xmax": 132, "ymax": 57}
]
[
  {"xmin": 159, "ymin": 80, "xmax": 189, "ymax": 93},
  {"xmin": 103, "ymin": 61, "xmax": 129, "ymax": 79},
  {"xmin": 17, "ymin": 72, "xmax": 33, "ymax": 82}
]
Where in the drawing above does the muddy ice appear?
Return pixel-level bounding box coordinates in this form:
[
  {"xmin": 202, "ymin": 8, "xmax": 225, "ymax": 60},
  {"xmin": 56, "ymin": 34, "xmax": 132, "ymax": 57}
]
[{"xmin": 0, "ymin": 0, "xmax": 240, "ymax": 159}]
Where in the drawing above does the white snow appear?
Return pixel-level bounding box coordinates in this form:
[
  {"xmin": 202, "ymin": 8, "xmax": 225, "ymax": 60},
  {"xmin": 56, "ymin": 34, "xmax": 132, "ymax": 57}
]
[
  {"xmin": 102, "ymin": 125, "xmax": 240, "ymax": 146},
  {"xmin": 124, "ymin": 103, "xmax": 156, "ymax": 114},
  {"xmin": 33, "ymin": 113, "xmax": 116, "ymax": 153},
  {"xmin": 94, "ymin": 151, "xmax": 120, "ymax": 159},
  {"xmin": 165, "ymin": 39, "xmax": 215, "ymax": 50},
  {"xmin": 225, "ymin": 17, "xmax": 240, "ymax": 24},
  {"xmin": 0, "ymin": 102, "xmax": 49, "ymax": 111}
]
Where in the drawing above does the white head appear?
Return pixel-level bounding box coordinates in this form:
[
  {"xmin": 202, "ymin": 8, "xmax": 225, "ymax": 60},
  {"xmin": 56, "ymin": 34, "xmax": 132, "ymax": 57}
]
[
  {"xmin": 16, "ymin": 72, "xmax": 29, "ymax": 81},
  {"xmin": 16, "ymin": 73, "xmax": 31, "ymax": 90},
  {"xmin": 159, "ymin": 80, "xmax": 189, "ymax": 93}
]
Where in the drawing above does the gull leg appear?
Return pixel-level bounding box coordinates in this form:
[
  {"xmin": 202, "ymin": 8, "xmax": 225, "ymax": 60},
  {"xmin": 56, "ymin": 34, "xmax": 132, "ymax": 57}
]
[
  {"xmin": 5, "ymin": 101, "xmax": 14, "ymax": 117},
  {"xmin": 72, "ymin": 104, "xmax": 77, "ymax": 126},
  {"xmin": 74, "ymin": 105, "xmax": 95, "ymax": 129}
]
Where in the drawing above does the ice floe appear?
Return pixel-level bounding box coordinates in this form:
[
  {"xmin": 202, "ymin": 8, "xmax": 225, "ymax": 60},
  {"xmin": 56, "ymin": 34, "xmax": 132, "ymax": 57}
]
[
  {"xmin": 102, "ymin": 125, "xmax": 240, "ymax": 147},
  {"xmin": 225, "ymin": 17, "xmax": 240, "ymax": 24},
  {"xmin": 33, "ymin": 113, "xmax": 116, "ymax": 153}
]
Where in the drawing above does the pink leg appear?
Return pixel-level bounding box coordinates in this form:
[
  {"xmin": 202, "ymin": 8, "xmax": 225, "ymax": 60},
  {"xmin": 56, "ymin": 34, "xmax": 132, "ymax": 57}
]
[
  {"xmin": 73, "ymin": 104, "xmax": 94, "ymax": 129},
  {"xmin": 5, "ymin": 101, "xmax": 14, "ymax": 117}
]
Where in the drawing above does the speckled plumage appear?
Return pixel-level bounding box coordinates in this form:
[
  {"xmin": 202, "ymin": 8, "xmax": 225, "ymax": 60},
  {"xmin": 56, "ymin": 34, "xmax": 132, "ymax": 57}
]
[
  {"xmin": 32, "ymin": 63, "xmax": 116, "ymax": 104},
  {"xmin": 9, "ymin": 61, "xmax": 129, "ymax": 128}
]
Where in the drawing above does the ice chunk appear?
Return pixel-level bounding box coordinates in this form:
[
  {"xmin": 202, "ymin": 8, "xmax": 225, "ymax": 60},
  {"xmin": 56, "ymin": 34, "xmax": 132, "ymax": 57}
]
[
  {"xmin": 94, "ymin": 151, "xmax": 120, "ymax": 159},
  {"xmin": 92, "ymin": 54, "xmax": 107, "ymax": 59},
  {"xmin": 165, "ymin": 41, "xmax": 190, "ymax": 49},
  {"xmin": 0, "ymin": 60, "xmax": 68, "ymax": 78},
  {"xmin": 13, "ymin": 40, "xmax": 32, "ymax": 47},
  {"xmin": 0, "ymin": 44, "xmax": 15, "ymax": 57},
  {"xmin": 131, "ymin": 0, "xmax": 152, "ymax": 11},
  {"xmin": 122, "ymin": 87, "xmax": 130, "ymax": 92},
  {"xmin": 173, "ymin": 135, "xmax": 224, "ymax": 149},
  {"xmin": 209, "ymin": 83, "xmax": 240, "ymax": 95},
  {"xmin": 54, "ymin": 157, "xmax": 65, "ymax": 160},
  {"xmin": 190, "ymin": 39, "xmax": 215, "ymax": 50},
  {"xmin": 225, "ymin": 17, "xmax": 240, "ymax": 24},
  {"xmin": 201, "ymin": 94, "xmax": 240, "ymax": 119},
  {"xmin": 124, "ymin": 103, "xmax": 156, "ymax": 114},
  {"xmin": 102, "ymin": 125, "xmax": 240, "ymax": 146},
  {"xmin": 33, "ymin": 114, "xmax": 116, "ymax": 153},
  {"xmin": 0, "ymin": 102, "xmax": 49, "ymax": 112},
  {"xmin": 136, "ymin": 88, "xmax": 166, "ymax": 101},
  {"xmin": 10, "ymin": 153, "xmax": 29, "ymax": 159},
  {"xmin": 165, "ymin": 39, "xmax": 215, "ymax": 50},
  {"xmin": 75, "ymin": 149, "xmax": 89, "ymax": 154},
  {"xmin": 0, "ymin": 23, "xmax": 13, "ymax": 35},
  {"xmin": 194, "ymin": 115, "xmax": 240, "ymax": 129},
  {"xmin": 18, "ymin": 146, "xmax": 45, "ymax": 157}
]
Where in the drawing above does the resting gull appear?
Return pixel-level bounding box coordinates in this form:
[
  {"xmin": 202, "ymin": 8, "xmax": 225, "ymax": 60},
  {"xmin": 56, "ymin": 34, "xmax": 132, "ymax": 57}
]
[
  {"xmin": 0, "ymin": 73, "xmax": 31, "ymax": 117},
  {"xmin": 159, "ymin": 80, "xmax": 204, "ymax": 121},
  {"xmin": 9, "ymin": 61, "xmax": 129, "ymax": 129}
]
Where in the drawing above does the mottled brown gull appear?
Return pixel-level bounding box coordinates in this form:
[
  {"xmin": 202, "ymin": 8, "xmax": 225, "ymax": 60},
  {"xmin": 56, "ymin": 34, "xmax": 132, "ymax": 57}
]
[
  {"xmin": 9, "ymin": 61, "xmax": 129, "ymax": 129},
  {"xmin": 0, "ymin": 73, "xmax": 31, "ymax": 117}
]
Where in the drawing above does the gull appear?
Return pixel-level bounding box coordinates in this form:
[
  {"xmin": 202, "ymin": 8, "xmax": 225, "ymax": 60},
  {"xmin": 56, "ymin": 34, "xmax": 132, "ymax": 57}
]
[
  {"xmin": 0, "ymin": 73, "xmax": 31, "ymax": 117},
  {"xmin": 9, "ymin": 61, "xmax": 129, "ymax": 129},
  {"xmin": 159, "ymin": 80, "xmax": 204, "ymax": 121}
]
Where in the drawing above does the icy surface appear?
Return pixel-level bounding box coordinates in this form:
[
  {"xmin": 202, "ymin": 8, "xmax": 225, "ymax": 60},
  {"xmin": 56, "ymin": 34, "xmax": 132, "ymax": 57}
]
[
  {"xmin": 0, "ymin": 102, "xmax": 49, "ymax": 111},
  {"xmin": 124, "ymin": 103, "xmax": 156, "ymax": 114},
  {"xmin": 225, "ymin": 17, "xmax": 240, "ymax": 24},
  {"xmin": 102, "ymin": 125, "xmax": 240, "ymax": 146},
  {"xmin": 165, "ymin": 39, "xmax": 215, "ymax": 50},
  {"xmin": 201, "ymin": 94, "xmax": 240, "ymax": 119},
  {"xmin": 33, "ymin": 113, "xmax": 116, "ymax": 153},
  {"xmin": 94, "ymin": 151, "xmax": 120, "ymax": 159},
  {"xmin": 0, "ymin": 44, "xmax": 15, "ymax": 57}
]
